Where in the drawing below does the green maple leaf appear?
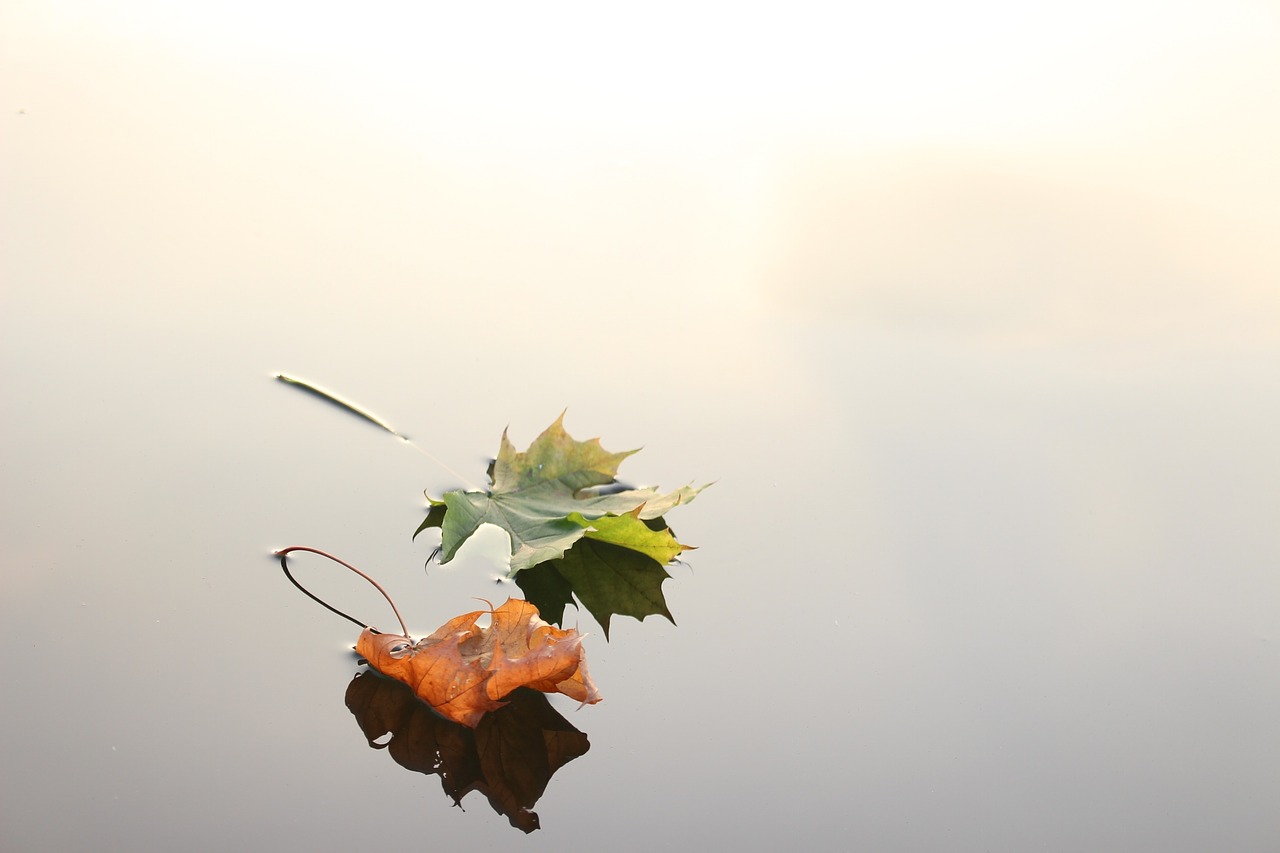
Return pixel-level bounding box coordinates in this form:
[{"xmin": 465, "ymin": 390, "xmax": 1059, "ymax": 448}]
[
  {"xmin": 419, "ymin": 413, "xmax": 703, "ymax": 573},
  {"xmin": 564, "ymin": 509, "xmax": 688, "ymax": 565},
  {"xmin": 415, "ymin": 413, "xmax": 707, "ymax": 633},
  {"xmin": 513, "ymin": 539, "xmax": 675, "ymax": 637}
]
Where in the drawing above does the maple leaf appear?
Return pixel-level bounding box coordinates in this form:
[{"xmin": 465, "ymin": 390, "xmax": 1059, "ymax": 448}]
[
  {"xmin": 418, "ymin": 412, "xmax": 705, "ymax": 573},
  {"xmin": 356, "ymin": 597, "xmax": 601, "ymax": 728},
  {"xmin": 515, "ymin": 539, "xmax": 675, "ymax": 638},
  {"xmin": 415, "ymin": 414, "xmax": 707, "ymax": 634}
]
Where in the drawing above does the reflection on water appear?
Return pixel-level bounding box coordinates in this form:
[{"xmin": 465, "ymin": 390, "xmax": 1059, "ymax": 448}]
[{"xmin": 345, "ymin": 673, "xmax": 590, "ymax": 833}]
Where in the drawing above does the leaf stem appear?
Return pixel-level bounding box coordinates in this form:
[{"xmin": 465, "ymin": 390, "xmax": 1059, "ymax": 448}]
[
  {"xmin": 274, "ymin": 372, "xmax": 482, "ymax": 490},
  {"xmin": 274, "ymin": 546, "xmax": 411, "ymax": 637}
]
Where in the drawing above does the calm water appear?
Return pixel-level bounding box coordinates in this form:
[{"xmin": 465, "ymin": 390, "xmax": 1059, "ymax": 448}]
[{"xmin": 3, "ymin": 4, "xmax": 1279, "ymax": 851}]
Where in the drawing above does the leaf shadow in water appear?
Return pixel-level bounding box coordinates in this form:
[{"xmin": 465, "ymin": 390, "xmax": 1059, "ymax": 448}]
[{"xmin": 345, "ymin": 670, "xmax": 591, "ymax": 832}]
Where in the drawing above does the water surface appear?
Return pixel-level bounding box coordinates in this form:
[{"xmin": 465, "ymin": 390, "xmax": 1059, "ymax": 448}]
[{"xmin": 3, "ymin": 3, "xmax": 1279, "ymax": 850}]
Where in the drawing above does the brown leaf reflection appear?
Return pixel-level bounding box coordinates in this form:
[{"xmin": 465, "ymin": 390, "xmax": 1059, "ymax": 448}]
[{"xmin": 344, "ymin": 669, "xmax": 591, "ymax": 832}]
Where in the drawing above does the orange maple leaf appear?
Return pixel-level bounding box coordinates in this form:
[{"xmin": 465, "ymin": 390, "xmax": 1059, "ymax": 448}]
[{"xmin": 356, "ymin": 598, "xmax": 602, "ymax": 728}]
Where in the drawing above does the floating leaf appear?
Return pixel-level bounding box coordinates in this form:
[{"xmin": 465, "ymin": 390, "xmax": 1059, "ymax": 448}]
[
  {"xmin": 516, "ymin": 538, "xmax": 675, "ymax": 638},
  {"xmin": 565, "ymin": 507, "xmax": 690, "ymax": 565},
  {"xmin": 356, "ymin": 598, "xmax": 601, "ymax": 728},
  {"xmin": 420, "ymin": 413, "xmax": 706, "ymax": 574}
]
